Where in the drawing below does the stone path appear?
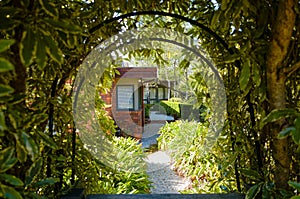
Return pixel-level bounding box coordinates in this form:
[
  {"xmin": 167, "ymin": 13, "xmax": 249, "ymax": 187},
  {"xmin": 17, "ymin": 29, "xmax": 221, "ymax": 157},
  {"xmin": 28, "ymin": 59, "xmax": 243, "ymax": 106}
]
[
  {"xmin": 141, "ymin": 111, "xmax": 173, "ymax": 148},
  {"xmin": 141, "ymin": 111, "xmax": 190, "ymax": 193},
  {"xmin": 145, "ymin": 151, "xmax": 190, "ymax": 193}
]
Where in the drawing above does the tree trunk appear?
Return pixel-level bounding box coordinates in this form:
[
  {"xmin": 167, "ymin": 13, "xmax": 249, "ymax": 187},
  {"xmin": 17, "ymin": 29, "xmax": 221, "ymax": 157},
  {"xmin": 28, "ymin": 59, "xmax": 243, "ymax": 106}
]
[{"xmin": 266, "ymin": 0, "xmax": 296, "ymax": 190}]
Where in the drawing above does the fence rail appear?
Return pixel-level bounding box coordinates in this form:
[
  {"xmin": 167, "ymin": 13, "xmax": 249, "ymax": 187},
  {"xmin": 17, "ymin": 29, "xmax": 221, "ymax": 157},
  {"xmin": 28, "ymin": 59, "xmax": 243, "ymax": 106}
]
[{"xmin": 61, "ymin": 189, "xmax": 245, "ymax": 199}]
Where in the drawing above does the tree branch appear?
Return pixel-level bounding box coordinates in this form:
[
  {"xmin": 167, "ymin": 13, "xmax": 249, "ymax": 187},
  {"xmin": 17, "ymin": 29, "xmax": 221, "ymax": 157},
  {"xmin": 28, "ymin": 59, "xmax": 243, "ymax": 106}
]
[
  {"xmin": 89, "ymin": 11, "xmax": 231, "ymax": 53},
  {"xmin": 284, "ymin": 60, "xmax": 300, "ymax": 77}
]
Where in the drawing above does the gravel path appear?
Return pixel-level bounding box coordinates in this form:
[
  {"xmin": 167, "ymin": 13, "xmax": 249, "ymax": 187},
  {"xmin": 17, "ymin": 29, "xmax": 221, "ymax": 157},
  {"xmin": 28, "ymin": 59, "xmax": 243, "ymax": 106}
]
[
  {"xmin": 145, "ymin": 151, "xmax": 190, "ymax": 193},
  {"xmin": 142, "ymin": 111, "xmax": 190, "ymax": 193}
]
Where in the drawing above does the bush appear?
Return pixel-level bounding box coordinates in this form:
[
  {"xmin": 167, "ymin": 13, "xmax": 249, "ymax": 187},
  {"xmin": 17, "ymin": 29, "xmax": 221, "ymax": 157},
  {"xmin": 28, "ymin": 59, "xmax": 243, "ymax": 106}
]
[
  {"xmin": 168, "ymin": 97, "xmax": 183, "ymax": 102},
  {"xmin": 144, "ymin": 104, "xmax": 153, "ymax": 119},
  {"xmin": 76, "ymin": 136, "xmax": 151, "ymax": 194},
  {"xmin": 157, "ymin": 120, "xmax": 238, "ymax": 193},
  {"xmin": 159, "ymin": 100, "xmax": 181, "ymax": 118}
]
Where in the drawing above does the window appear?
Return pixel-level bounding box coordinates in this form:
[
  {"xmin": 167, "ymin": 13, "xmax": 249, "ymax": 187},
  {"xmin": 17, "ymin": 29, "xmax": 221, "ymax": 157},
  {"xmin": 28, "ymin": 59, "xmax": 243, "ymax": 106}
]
[{"xmin": 116, "ymin": 85, "xmax": 134, "ymax": 110}]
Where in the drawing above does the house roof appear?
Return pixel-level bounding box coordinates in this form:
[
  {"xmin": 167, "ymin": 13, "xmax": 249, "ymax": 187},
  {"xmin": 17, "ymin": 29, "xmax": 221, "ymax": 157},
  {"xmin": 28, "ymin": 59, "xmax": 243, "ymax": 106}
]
[{"xmin": 116, "ymin": 67, "xmax": 157, "ymax": 79}]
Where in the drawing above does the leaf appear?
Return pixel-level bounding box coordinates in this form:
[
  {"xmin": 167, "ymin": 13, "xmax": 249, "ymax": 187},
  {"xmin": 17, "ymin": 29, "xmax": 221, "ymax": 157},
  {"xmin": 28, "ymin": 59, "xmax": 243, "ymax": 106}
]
[
  {"xmin": 21, "ymin": 132, "xmax": 39, "ymax": 161},
  {"xmin": 252, "ymin": 64, "xmax": 261, "ymax": 87},
  {"xmin": 278, "ymin": 127, "xmax": 296, "ymax": 139},
  {"xmin": 239, "ymin": 168, "xmax": 261, "ymax": 180},
  {"xmin": 38, "ymin": 0, "xmax": 58, "ymax": 18},
  {"xmin": 20, "ymin": 27, "xmax": 36, "ymax": 66},
  {"xmin": 0, "ymin": 19, "xmax": 20, "ymax": 31},
  {"xmin": 0, "ymin": 84, "xmax": 14, "ymax": 97},
  {"xmin": 239, "ymin": 59, "xmax": 251, "ymax": 91},
  {"xmin": 246, "ymin": 183, "xmax": 263, "ymax": 199},
  {"xmin": 288, "ymin": 181, "xmax": 300, "ymax": 191},
  {"xmin": 292, "ymin": 116, "xmax": 300, "ymax": 144},
  {"xmin": 43, "ymin": 18, "xmax": 82, "ymax": 33},
  {"xmin": 0, "ymin": 111, "xmax": 7, "ymax": 131},
  {"xmin": 15, "ymin": 140, "xmax": 27, "ymax": 163},
  {"xmin": 20, "ymin": 0, "xmax": 30, "ymax": 7},
  {"xmin": 44, "ymin": 35, "xmax": 63, "ymax": 64},
  {"xmin": 36, "ymin": 35, "xmax": 47, "ymax": 70},
  {"xmin": 37, "ymin": 131, "xmax": 58, "ymax": 150},
  {"xmin": 0, "ymin": 58, "xmax": 14, "ymax": 72},
  {"xmin": 67, "ymin": 34, "xmax": 78, "ymax": 48},
  {"xmin": 32, "ymin": 177, "xmax": 59, "ymax": 188},
  {"xmin": 290, "ymin": 196, "xmax": 300, "ymax": 199},
  {"xmin": 0, "ymin": 39, "xmax": 15, "ymax": 53},
  {"xmin": 25, "ymin": 158, "xmax": 43, "ymax": 185},
  {"xmin": 0, "ymin": 174, "xmax": 24, "ymax": 186},
  {"xmin": 211, "ymin": 11, "xmax": 221, "ymax": 30},
  {"xmin": 261, "ymin": 108, "xmax": 299, "ymax": 128},
  {"xmin": 0, "ymin": 147, "xmax": 17, "ymax": 173},
  {"xmin": 2, "ymin": 185, "xmax": 23, "ymax": 199}
]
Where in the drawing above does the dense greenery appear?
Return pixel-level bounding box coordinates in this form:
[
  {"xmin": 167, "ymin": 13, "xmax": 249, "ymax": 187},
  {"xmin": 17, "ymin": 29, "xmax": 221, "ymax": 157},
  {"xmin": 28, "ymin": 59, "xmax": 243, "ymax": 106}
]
[
  {"xmin": 158, "ymin": 120, "xmax": 238, "ymax": 194},
  {"xmin": 159, "ymin": 100, "xmax": 201, "ymax": 121},
  {"xmin": 0, "ymin": 0, "xmax": 299, "ymax": 198}
]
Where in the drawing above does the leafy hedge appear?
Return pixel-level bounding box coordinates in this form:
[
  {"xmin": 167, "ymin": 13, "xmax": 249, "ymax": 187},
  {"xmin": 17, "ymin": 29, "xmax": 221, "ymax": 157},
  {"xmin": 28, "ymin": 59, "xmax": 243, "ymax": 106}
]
[
  {"xmin": 157, "ymin": 121, "xmax": 238, "ymax": 193},
  {"xmin": 159, "ymin": 100, "xmax": 202, "ymax": 121},
  {"xmin": 159, "ymin": 100, "xmax": 183, "ymax": 119}
]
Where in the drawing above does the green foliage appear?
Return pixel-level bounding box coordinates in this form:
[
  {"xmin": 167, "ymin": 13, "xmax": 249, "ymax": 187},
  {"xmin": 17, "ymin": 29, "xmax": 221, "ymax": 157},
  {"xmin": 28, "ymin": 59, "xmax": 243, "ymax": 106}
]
[
  {"xmin": 74, "ymin": 136, "xmax": 151, "ymax": 194},
  {"xmin": 159, "ymin": 100, "xmax": 181, "ymax": 118},
  {"xmin": 0, "ymin": 0, "xmax": 299, "ymax": 198},
  {"xmin": 144, "ymin": 104, "xmax": 153, "ymax": 119},
  {"xmin": 158, "ymin": 121, "xmax": 238, "ymax": 194},
  {"xmin": 159, "ymin": 100, "xmax": 203, "ymax": 121}
]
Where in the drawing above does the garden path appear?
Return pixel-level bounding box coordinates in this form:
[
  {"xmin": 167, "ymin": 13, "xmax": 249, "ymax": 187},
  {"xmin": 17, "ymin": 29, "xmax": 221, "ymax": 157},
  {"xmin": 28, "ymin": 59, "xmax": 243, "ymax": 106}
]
[
  {"xmin": 141, "ymin": 111, "xmax": 190, "ymax": 193},
  {"xmin": 145, "ymin": 150, "xmax": 190, "ymax": 193}
]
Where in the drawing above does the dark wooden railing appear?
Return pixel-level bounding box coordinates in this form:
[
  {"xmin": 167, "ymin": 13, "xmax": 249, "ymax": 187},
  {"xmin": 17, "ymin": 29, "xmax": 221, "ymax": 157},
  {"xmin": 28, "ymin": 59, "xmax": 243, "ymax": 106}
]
[{"xmin": 60, "ymin": 189, "xmax": 245, "ymax": 199}]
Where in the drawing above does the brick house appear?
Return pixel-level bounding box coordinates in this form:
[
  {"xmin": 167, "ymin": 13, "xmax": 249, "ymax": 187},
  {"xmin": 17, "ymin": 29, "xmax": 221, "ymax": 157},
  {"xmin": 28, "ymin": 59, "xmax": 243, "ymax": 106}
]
[{"xmin": 100, "ymin": 67, "xmax": 158, "ymax": 139}]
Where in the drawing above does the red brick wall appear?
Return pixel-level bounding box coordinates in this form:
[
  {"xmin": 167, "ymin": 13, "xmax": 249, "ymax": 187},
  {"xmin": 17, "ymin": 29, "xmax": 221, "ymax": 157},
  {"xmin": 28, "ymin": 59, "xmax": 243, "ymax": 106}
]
[
  {"xmin": 112, "ymin": 110, "xmax": 143, "ymax": 139},
  {"xmin": 100, "ymin": 80, "xmax": 143, "ymax": 139}
]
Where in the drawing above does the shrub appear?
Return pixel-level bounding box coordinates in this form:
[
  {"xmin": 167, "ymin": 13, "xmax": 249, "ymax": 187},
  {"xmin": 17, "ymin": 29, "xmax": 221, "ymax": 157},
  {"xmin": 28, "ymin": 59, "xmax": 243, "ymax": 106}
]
[
  {"xmin": 168, "ymin": 97, "xmax": 183, "ymax": 102},
  {"xmin": 144, "ymin": 104, "xmax": 153, "ymax": 119},
  {"xmin": 159, "ymin": 100, "xmax": 201, "ymax": 120},
  {"xmin": 159, "ymin": 100, "xmax": 181, "ymax": 118},
  {"xmin": 76, "ymin": 136, "xmax": 151, "ymax": 194},
  {"xmin": 157, "ymin": 120, "xmax": 238, "ymax": 194}
]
